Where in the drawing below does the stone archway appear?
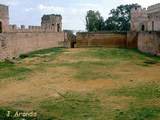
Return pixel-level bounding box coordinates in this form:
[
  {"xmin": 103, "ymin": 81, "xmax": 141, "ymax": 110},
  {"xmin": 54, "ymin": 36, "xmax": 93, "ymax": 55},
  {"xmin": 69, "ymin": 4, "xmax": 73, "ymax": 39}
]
[{"xmin": 0, "ymin": 21, "xmax": 2, "ymax": 33}]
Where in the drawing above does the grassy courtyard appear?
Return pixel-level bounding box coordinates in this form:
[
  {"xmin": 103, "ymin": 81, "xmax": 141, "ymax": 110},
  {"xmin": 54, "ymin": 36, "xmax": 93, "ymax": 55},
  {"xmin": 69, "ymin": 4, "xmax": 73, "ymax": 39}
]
[{"xmin": 0, "ymin": 47, "xmax": 160, "ymax": 120}]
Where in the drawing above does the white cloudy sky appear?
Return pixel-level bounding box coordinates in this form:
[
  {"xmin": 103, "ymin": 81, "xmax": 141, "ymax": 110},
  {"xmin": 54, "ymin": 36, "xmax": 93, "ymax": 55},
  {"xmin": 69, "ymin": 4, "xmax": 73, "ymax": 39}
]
[{"xmin": 0, "ymin": 0, "xmax": 160, "ymax": 30}]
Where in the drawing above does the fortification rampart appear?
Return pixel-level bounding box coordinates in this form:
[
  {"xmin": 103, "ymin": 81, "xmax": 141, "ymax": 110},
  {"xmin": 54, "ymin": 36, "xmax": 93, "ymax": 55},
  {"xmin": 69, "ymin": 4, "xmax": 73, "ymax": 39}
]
[
  {"xmin": 0, "ymin": 32, "xmax": 67, "ymax": 60},
  {"xmin": 138, "ymin": 32, "xmax": 160, "ymax": 55},
  {"xmin": 76, "ymin": 31, "xmax": 160, "ymax": 56},
  {"xmin": 76, "ymin": 32, "xmax": 137, "ymax": 48},
  {"xmin": 0, "ymin": 4, "xmax": 69, "ymax": 60}
]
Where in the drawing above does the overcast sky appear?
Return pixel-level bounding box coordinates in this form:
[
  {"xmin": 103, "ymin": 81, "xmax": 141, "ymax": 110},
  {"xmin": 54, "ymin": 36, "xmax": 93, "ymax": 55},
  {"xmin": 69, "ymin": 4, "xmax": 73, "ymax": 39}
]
[{"xmin": 0, "ymin": 0, "xmax": 160, "ymax": 30}]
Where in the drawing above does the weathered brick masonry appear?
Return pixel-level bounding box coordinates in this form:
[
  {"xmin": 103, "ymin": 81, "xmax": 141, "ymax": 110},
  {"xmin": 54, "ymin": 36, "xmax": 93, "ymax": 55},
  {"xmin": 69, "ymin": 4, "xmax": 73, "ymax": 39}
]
[
  {"xmin": 76, "ymin": 31, "xmax": 160, "ymax": 56},
  {"xmin": 76, "ymin": 32, "xmax": 137, "ymax": 48},
  {"xmin": 0, "ymin": 4, "xmax": 68, "ymax": 60},
  {"xmin": 0, "ymin": 32, "xmax": 66, "ymax": 59},
  {"xmin": 138, "ymin": 32, "xmax": 160, "ymax": 55},
  {"xmin": 1, "ymin": 3, "xmax": 160, "ymax": 59}
]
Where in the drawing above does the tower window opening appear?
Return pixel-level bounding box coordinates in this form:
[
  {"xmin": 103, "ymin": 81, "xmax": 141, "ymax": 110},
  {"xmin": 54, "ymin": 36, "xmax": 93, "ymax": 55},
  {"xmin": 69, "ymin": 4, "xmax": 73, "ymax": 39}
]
[
  {"xmin": 141, "ymin": 24, "xmax": 145, "ymax": 31},
  {"xmin": 0, "ymin": 21, "xmax": 2, "ymax": 33}
]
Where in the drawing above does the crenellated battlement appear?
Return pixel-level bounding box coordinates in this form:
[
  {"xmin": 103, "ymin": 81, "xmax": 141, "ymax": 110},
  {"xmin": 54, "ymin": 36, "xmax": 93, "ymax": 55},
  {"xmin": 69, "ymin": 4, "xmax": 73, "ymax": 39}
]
[
  {"xmin": 7, "ymin": 24, "xmax": 58, "ymax": 33},
  {"xmin": 0, "ymin": 4, "xmax": 62, "ymax": 33}
]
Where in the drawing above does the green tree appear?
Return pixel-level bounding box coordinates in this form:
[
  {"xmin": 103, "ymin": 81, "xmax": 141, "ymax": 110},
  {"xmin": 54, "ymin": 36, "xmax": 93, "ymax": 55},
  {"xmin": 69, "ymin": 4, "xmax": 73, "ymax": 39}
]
[
  {"xmin": 86, "ymin": 10, "xmax": 105, "ymax": 32},
  {"xmin": 105, "ymin": 4, "xmax": 141, "ymax": 31}
]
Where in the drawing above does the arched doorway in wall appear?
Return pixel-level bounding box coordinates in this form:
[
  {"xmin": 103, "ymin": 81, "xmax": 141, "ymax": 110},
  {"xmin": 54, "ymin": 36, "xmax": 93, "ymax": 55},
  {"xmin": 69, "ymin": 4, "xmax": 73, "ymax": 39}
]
[
  {"xmin": 141, "ymin": 24, "xmax": 145, "ymax": 31},
  {"xmin": 0, "ymin": 21, "xmax": 2, "ymax": 33}
]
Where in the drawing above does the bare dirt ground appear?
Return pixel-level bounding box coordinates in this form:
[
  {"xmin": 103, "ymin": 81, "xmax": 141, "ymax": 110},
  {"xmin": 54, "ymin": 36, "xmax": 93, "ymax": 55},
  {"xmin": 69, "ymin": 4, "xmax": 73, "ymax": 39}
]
[{"xmin": 0, "ymin": 48, "xmax": 160, "ymax": 120}]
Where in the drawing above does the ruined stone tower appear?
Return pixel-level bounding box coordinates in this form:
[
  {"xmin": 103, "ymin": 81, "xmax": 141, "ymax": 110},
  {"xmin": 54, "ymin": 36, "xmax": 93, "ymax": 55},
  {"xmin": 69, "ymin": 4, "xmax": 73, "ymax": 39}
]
[
  {"xmin": 131, "ymin": 6, "xmax": 148, "ymax": 32},
  {"xmin": 131, "ymin": 3, "xmax": 160, "ymax": 32},
  {"xmin": 41, "ymin": 14, "xmax": 62, "ymax": 32},
  {"xmin": 147, "ymin": 3, "xmax": 160, "ymax": 31},
  {"xmin": 0, "ymin": 4, "xmax": 9, "ymax": 33}
]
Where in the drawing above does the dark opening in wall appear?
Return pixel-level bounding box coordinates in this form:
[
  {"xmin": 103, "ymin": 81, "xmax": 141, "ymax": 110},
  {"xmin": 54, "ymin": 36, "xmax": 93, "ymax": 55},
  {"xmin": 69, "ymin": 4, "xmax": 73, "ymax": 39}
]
[
  {"xmin": 152, "ymin": 21, "xmax": 154, "ymax": 31},
  {"xmin": 0, "ymin": 21, "xmax": 2, "ymax": 33},
  {"xmin": 141, "ymin": 25, "xmax": 145, "ymax": 31},
  {"xmin": 57, "ymin": 24, "xmax": 60, "ymax": 32}
]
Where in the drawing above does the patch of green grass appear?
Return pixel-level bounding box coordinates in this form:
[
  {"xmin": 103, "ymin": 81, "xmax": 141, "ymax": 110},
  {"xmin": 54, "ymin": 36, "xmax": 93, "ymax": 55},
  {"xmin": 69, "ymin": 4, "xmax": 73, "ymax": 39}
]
[
  {"xmin": 0, "ymin": 48, "xmax": 65, "ymax": 80},
  {"xmin": 76, "ymin": 48, "xmax": 136, "ymax": 59},
  {"xmin": 57, "ymin": 60, "xmax": 118, "ymax": 69},
  {"xmin": 74, "ymin": 68, "xmax": 113, "ymax": 80},
  {"xmin": 0, "ymin": 67, "xmax": 32, "ymax": 79},
  {"xmin": 19, "ymin": 47, "xmax": 65, "ymax": 59},
  {"xmin": 116, "ymin": 105, "xmax": 160, "ymax": 120},
  {"xmin": 76, "ymin": 48, "xmax": 160, "ymax": 63},
  {"xmin": 40, "ymin": 92, "xmax": 102, "ymax": 120},
  {"xmin": 108, "ymin": 83, "xmax": 160, "ymax": 99},
  {"xmin": 55, "ymin": 61, "xmax": 117, "ymax": 80},
  {"xmin": 0, "ymin": 61, "xmax": 15, "ymax": 69}
]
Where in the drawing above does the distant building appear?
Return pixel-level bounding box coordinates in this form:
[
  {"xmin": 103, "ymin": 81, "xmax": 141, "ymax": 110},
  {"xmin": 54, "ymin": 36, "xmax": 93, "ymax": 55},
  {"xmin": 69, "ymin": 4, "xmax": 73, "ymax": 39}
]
[{"xmin": 131, "ymin": 3, "xmax": 160, "ymax": 32}]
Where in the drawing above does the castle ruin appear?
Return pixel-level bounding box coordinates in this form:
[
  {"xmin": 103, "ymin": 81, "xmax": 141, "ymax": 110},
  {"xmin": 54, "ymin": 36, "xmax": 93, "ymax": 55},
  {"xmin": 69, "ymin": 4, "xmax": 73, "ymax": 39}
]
[
  {"xmin": 0, "ymin": 4, "xmax": 68, "ymax": 60},
  {"xmin": 131, "ymin": 3, "xmax": 160, "ymax": 31},
  {"xmin": 0, "ymin": 4, "xmax": 9, "ymax": 33},
  {"xmin": 41, "ymin": 14, "xmax": 62, "ymax": 32},
  {"xmin": 0, "ymin": 4, "xmax": 62, "ymax": 33},
  {"xmin": 1, "ymin": 3, "xmax": 160, "ymax": 60}
]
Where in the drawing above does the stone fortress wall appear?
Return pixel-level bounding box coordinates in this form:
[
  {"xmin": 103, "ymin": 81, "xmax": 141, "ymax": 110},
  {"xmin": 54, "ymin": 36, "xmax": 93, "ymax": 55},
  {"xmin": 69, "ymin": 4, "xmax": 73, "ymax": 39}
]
[
  {"xmin": 1, "ymin": 3, "xmax": 160, "ymax": 60},
  {"xmin": 0, "ymin": 4, "xmax": 68, "ymax": 60},
  {"xmin": 76, "ymin": 3, "xmax": 160, "ymax": 56},
  {"xmin": 76, "ymin": 32, "xmax": 128, "ymax": 48},
  {"xmin": 130, "ymin": 3, "xmax": 160, "ymax": 55},
  {"xmin": 0, "ymin": 32, "xmax": 67, "ymax": 60}
]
